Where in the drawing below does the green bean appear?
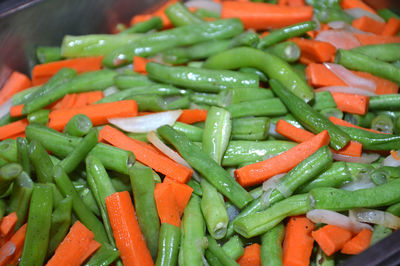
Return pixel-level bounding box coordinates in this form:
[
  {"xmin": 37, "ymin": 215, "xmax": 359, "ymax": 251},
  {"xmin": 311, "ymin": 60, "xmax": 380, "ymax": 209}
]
[
  {"xmin": 27, "ymin": 109, "xmax": 50, "ymax": 125},
  {"xmin": 172, "ymin": 122, "xmax": 203, "ymax": 142},
  {"xmin": 0, "ymin": 200, "xmax": 5, "ymax": 220},
  {"xmin": 165, "ymin": 95, "xmax": 190, "ymax": 110},
  {"xmin": 85, "ymin": 243, "xmax": 120, "ymax": 266},
  {"xmin": 20, "ymin": 184, "xmax": 53, "ymax": 266},
  {"xmin": 165, "ymin": 2, "xmax": 204, "ymax": 27},
  {"xmin": 158, "ymin": 125, "xmax": 252, "ymax": 208},
  {"xmin": 103, "ymin": 19, "xmax": 244, "ymax": 67},
  {"xmin": 63, "ymin": 114, "xmax": 93, "ymax": 137},
  {"xmin": 129, "ymin": 163, "xmax": 160, "ymax": 260},
  {"xmin": 316, "ymin": 247, "xmax": 334, "ymax": 266},
  {"xmin": 228, "ymin": 87, "xmax": 274, "ymax": 104},
  {"xmin": 36, "ymin": 46, "xmax": 62, "ymax": 63},
  {"xmin": 206, "ymin": 236, "xmax": 239, "ymax": 266},
  {"xmin": 371, "ymin": 114, "xmax": 394, "ymax": 134},
  {"xmin": 312, "ymin": 91, "xmax": 337, "ymax": 111},
  {"xmin": 270, "ymin": 79, "xmax": 350, "ymax": 150},
  {"xmin": 120, "ymin": 16, "xmax": 163, "ymax": 34},
  {"xmin": 90, "ymin": 143, "xmax": 135, "ymax": 175},
  {"xmin": 187, "ymin": 179, "xmax": 202, "ymax": 196},
  {"xmin": 232, "ymin": 117, "xmax": 270, "ymax": 141},
  {"xmin": 227, "ymin": 98, "xmax": 287, "ymax": 118},
  {"xmin": 369, "ymin": 94, "xmax": 400, "ymax": 111},
  {"xmin": 377, "ymin": 8, "xmax": 400, "ymax": 21},
  {"xmin": 344, "ymin": 112, "xmax": 375, "ymax": 128},
  {"xmin": 156, "ymin": 223, "xmax": 181, "ymax": 266},
  {"xmin": 28, "ymin": 139, "xmax": 54, "ymax": 183},
  {"xmin": 239, "ymin": 67, "xmax": 268, "ymax": 82},
  {"xmin": 0, "ymin": 157, "xmax": 7, "ymax": 168},
  {"xmin": 8, "ymin": 171, "xmax": 33, "ymax": 229},
  {"xmin": 0, "ymin": 114, "xmax": 13, "ymax": 127},
  {"xmin": 351, "ymin": 44, "xmax": 400, "ymax": 62},
  {"xmin": 16, "ymin": 137, "xmax": 30, "ymax": 175},
  {"xmin": 0, "ymin": 139, "xmax": 18, "ymax": 162},
  {"xmin": 320, "ymin": 107, "xmax": 343, "ymax": 119},
  {"xmin": 79, "ymin": 187, "xmax": 101, "ymax": 217},
  {"xmin": 313, "ymin": 7, "xmax": 353, "ymax": 24},
  {"xmin": 205, "ymin": 250, "xmax": 223, "ymax": 266},
  {"xmin": 336, "ymin": 49, "xmax": 400, "ymax": 84},
  {"xmin": 114, "ymin": 73, "xmax": 154, "ymax": 90},
  {"xmin": 270, "ymin": 113, "xmax": 304, "ymax": 130},
  {"xmin": 12, "ymin": 86, "xmax": 40, "ymax": 106},
  {"xmin": 265, "ymin": 41, "xmax": 300, "ymax": 63},
  {"xmin": 189, "ymin": 92, "xmax": 222, "ymax": 107},
  {"xmin": 194, "ymin": 8, "xmax": 221, "ymax": 19},
  {"xmin": 370, "ymin": 224, "xmax": 392, "ymax": 246},
  {"xmin": 346, "ymin": 162, "xmax": 375, "ymax": 180},
  {"xmin": 147, "ymin": 62, "xmax": 259, "ymax": 93},
  {"xmin": 261, "ymin": 222, "xmax": 285, "ymax": 266},
  {"xmin": 222, "ymin": 235, "xmax": 244, "ymax": 260},
  {"xmin": 204, "ymin": 47, "xmax": 314, "ymax": 102},
  {"xmin": 47, "ymin": 197, "xmax": 72, "ymax": 258},
  {"xmin": 370, "ymin": 166, "xmax": 400, "ymax": 185}
]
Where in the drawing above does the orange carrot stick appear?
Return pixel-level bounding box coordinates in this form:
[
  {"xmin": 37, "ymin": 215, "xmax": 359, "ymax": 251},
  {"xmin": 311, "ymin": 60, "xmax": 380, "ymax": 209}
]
[
  {"xmin": 0, "ymin": 212, "xmax": 18, "ymax": 237},
  {"xmin": 32, "ymin": 56, "xmax": 103, "ymax": 86},
  {"xmin": 46, "ymin": 221, "xmax": 100, "ymax": 266},
  {"xmin": 235, "ymin": 130, "xmax": 330, "ymax": 187},
  {"xmin": 354, "ymin": 34, "xmax": 400, "ymax": 45},
  {"xmin": 0, "ymin": 119, "xmax": 29, "ymax": 141},
  {"xmin": 0, "ymin": 71, "xmax": 31, "ymax": 105},
  {"xmin": 311, "ymin": 224, "xmax": 353, "ymax": 256},
  {"xmin": 341, "ymin": 228, "xmax": 373, "ymax": 255},
  {"xmin": 177, "ymin": 109, "xmax": 208, "ymax": 124},
  {"xmin": 237, "ymin": 243, "xmax": 261, "ymax": 266},
  {"xmin": 0, "ymin": 223, "xmax": 27, "ymax": 266},
  {"xmin": 331, "ymin": 92, "xmax": 369, "ymax": 115},
  {"xmin": 382, "ymin": 18, "xmax": 400, "ymax": 36},
  {"xmin": 352, "ymin": 16, "xmax": 385, "ymax": 35},
  {"xmin": 79, "ymin": 240, "xmax": 102, "ymax": 263},
  {"xmin": 9, "ymin": 104, "xmax": 24, "ymax": 117},
  {"xmin": 133, "ymin": 56, "xmax": 153, "ymax": 74},
  {"xmin": 106, "ymin": 191, "xmax": 154, "ymax": 266},
  {"xmin": 72, "ymin": 91, "xmax": 104, "ymax": 108},
  {"xmin": 48, "ymin": 100, "xmax": 138, "ymax": 131},
  {"xmin": 291, "ymin": 38, "xmax": 336, "ymax": 63},
  {"xmin": 58, "ymin": 93, "xmax": 77, "ymax": 110},
  {"xmin": 353, "ymin": 71, "xmax": 399, "ymax": 95},
  {"xmin": 163, "ymin": 177, "xmax": 193, "ymax": 215},
  {"xmin": 221, "ymin": 1, "xmax": 313, "ymax": 30},
  {"xmin": 99, "ymin": 125, "xmax": 193, "ymax": 182},
  {"xmin": 282, "ymin": 216, "xmax": 315, "ymax": 266},
  {"xmin": 154, "ymin": 183, "xmax": 181, "ymax": 227},
  {"xmin": 329, "ymin": 116, "xmax": 384, "ymax": 134},
  {"xmin": 341, "ymin": 0, "xmax": 377, "ymax": 14}
]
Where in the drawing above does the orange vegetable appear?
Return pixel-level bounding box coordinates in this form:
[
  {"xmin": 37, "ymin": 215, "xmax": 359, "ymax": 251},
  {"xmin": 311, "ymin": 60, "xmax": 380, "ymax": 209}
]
[
  {"xmin": 382, "ymin": 18, "xmax": 400, "ymax": 36},
  {"xmin": 72, "ymin": 91, "xmax": 104, "ymax": 108},
  {"xmin": 0, "ymin": 223, "xmax": 27, "ymax": 266},
  {"xmin": 9, "ymin": 104, "xmax": 24, "ymax": 117},
  {"xmin": 154, "ymin": 183, "xmax": 181, "ymax": 227},
  {"xmin": 311, "ymin": 224, "xmax": 353, "ymax": 256},
  {"xmin": 341, "ymin": 0, "xmax": 376, "ymax": 14},
  {"xmin": 177, "ymin": 109, "xmax": 208, "ymax": 124},
  {"xmin": 221, "ymin": 1, "xmax": 313, "ymax": 30},
  {"xmin": 0, "ymin": 119, "xmax": 29, "ymax": 141},
  {"xmin": 329, "ymin": 116, "xmax": 384, "ymax": 134},
  {"xmin": 282, "ymin": 216, "xmax": 315, "ymax": 266},
  {"xmin": 291, "ymin": 38, "xmax": 336, "ymax": 63},
  {"xmin": 129, "ymin": 0, "xmax": 179, "ymax": 29},
  {"xmin": 0, "ymin": 212, "xmax": 17, "ymax": 237},
  {"xmin": 99, "ymin": 125, "xmax": 193, "ymax": 182},
  {"xmin": 331, "ymin": 92, "xmax": 369, "ymax": 115},
  {"xmin": 354, "ymin": 34, "xmax": 400, "ymax": 45},
  {"xmin": 133, "ymin": 56, "xmax": 153, "ymax": 74},
  {"xmin": 31, "ymin": 56, "xmax": 103, "ymax": 86},
  {"xmin": 278, "ymin": 0, "xmax": 305, "ymax": 7},
  {"xmin": 0, "ymin": 71, "xmax": 31, "ymax": 105},
  {"xmin": 235, "ymin": 130, "xmax": 330, "ymax": 187},
  {"xmin": 46, "ymin": 221, "xmax": 100, "ymax": 266},
  {"xmin": 163, "ymin": 177, "xmax": 193, "ymax": 215},
  {"xmin": 47, "ymin": 100, "xmax": 138, "ymax": 131},
  {"xmin": 106, "ymin": 191, "xmax": 154, "ymax": 266},
  {"xmin": 352, "ymin": 16, "xmax": 385, "ymax": 35},
  {"xmin": 354, "ymin": 71, "xmax": 399, "ymax": 95},
  {"xmin": 237, "ymin": 243, "xmax": 261, "ymax": 266},
  {"xmin": 341, "ymin": 229, "xmax": 373, "ymax": 255}
]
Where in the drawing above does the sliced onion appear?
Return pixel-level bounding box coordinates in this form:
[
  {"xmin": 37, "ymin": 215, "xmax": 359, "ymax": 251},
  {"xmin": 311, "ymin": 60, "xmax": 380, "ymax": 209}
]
[
  {"xmin": 108, "ymin": 110, "xmax": 182, "ymax": 133},
  {"xmin": 324, "ymin": 63, "xmax": 376, "ymax": 92},
  {"xmin": 262, "ymin": 173, "xmax": 286, "ymax": 191},
  {"xmin": 327, "ymin": 21, "xmax": 371, "ymax": 34},
  {"xmin": 103, "ymin": 86, "xmax": 119, "ymax": 97},
  {"xmin": 0, "ymin": 98, "xmax": 12, "ymax": 120},
  {"xmin": 307, "ymin": 209, "xmax": 373, "ymax": 233},
  {"xmin": 315, "ymin": 86, "xmax": 375, "ymax": 96},
  {"xmin": 316, "ymin": 30, "xmax": 361, "ymax": 49},
  {"xmin": 185, "ymin": 0, "xmax": 222, "ymax": 14},
  {"xmin": 383, "ymin": 153, "xmax": 400, "ymax": 167},
  {"xmin": 341, "ymin": 176, "xmax": 376, "ymax": 191},
  {"xmin": 332, "ymin": 152, "xmax": 380, "ymax": 164},
  {"xmin": 344, "ymin": 8, "xmax": 385, "ymax": 23},
  {"xmin": 1, "ymin": 241, "xmax": 16, "ymax": 257},
  {"xmin": 350, "ymin": 208, "xmax": 400, "ymax": 230}
]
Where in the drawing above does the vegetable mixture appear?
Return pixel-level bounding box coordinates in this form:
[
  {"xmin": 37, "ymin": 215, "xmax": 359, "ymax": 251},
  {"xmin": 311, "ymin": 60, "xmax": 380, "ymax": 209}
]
[{"xmin": 0, "ymin": 0, "xmax": 400, "ymax": 265}]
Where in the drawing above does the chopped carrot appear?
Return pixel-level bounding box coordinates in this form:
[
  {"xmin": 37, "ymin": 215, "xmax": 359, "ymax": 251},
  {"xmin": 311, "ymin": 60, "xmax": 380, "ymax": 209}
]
[
  {"xmin": 72, "ymin": 91, "xmax": 104, "ymax": 108},
  {"xmin": 177, "ymin": 109, "xmax": 208, "ymax": 124},
  {"xmin": 99, "ymin": 125, "xmax": 193, "ymax": 182},
  {"xmin": 0, "ymin": 223, "xmax": 27, "ymax": 266},
  {"xmin": 341, "ymin": 0, "xmax": 377, "ymax": 14},
  {"xmin": 46, "ymin": 221, "xmax": 100, "ymax": 266},
  {"xmin": 134, "ymin": 56, "xmax": 153, "ymax": 74},
  {"xmin": 341, "ymin": 229, "xmax": 373, "ymax": 255},
  {"xmin": 312, "ymin": 224, "xmax": 353, "ymax": 256},
  {"xmin": 221, "ymin": 1, "xmax": 313, "ymax": 30},
  {"xmin": 382, "ymin": 18, "xmax": 400, "ymax": 36},
  {"xmin": 329, "ymin": 116, "xmax": 384, "ymax": 134},
  {"xmin": 9, "ymin": 132, "xmax": 26, "ymax": 140},
  {"xmin": 237, "ymin": 243, "xmax": 261, "ymax": 266},
  {"xmin": 354, "ymin": 71, "xmax": 399, "ymax": 95},
  {"xmin": 57, "ymin": 93, "xmax": 77, "ymax": 110},
  {"xmin": 32, "ymin": 56, "xmax": 104, "ymax": 86},
  {"xmin": 352, "ymin": 16, "xmax": 385, "ymax": 35},
  {"xmin": 336, "ymin": 140, "xmax": 363, "ymax": 158},
  {"xmin": 0, "ymin": 119, "xmax": 29, "ymax": 141},
  {"xmin": 391, "ymin": 150, "xmax": 400, "ymax": 160},
  {"xmin": 47, "ymin": 100, "xmax": 138, "ymax": 131},
  {"xmin": 283, "ymin": 216, "xmax": 315, "ymax": 266},
  {"xmin": 291, "ymin": 38, "xmax": 336, "ymax": 63},
  {"xmin": 0, "ymin": 212, "xmax": 17, "ymax": 237},
  {"xmin": 163, "ymin": 177, "xmax": 193, "ymax": 215},
  {"xmin": 0, "ymin": 71, "xmax": 31, "ymax": 105},
  {"xmin": 354, "ymin": 34, "xmax": 400, "ymax": 45},
  {"xmin": 260, "ymin": 31, "xmax": 270, "ymax": 38},
  {"xmin": 331, "ymin": 92, "xmax": 369, "ymax": 115},
  {"xmin": 154, "ymin": 183, "xmax": 181, "ymax": 227},
  {"xmin": 9, "ymin": 104, "xmax": 24, "ymax": 117},
  {"xmin": 106, "ymin": 191, "xmax": 154, "ymax": 266},
  {"xmin": 278, "ymin": 0, "xmax": 305, "ymax": 7},
  {"xmin": 235, "ymin": 130, "xmax": 330, "ymax": 187}
]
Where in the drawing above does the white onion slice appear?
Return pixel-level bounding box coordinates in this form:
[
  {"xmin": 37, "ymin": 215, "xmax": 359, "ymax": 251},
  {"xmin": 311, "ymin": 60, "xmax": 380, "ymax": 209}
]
[
  {"xmin": 0, "ymin": 98, "xmax": 12, "ymax": 120},
  {"xmin": 344, "ymin": 8, "xmax": 385, "ymax": 23},
  {"xmin": 103, "ymin": 86, "xmax": 119, "ymax": 97},
  {"xmin": 341, "ymin": 175, "xmax": 376, "ymax": 191},
  {"xmin": 307, "ymin": 209, "xmax": 373, "ymax": 233},
  {"xmin": 316, "ymin": 30, "xmax": 361, "ymax": 49},
  {"xmin": 327, "ymin": 21, "xmax": 372, "ymax": 34},
  {"xmin": 324, "ymin": 63, "xmax": 376, "ymax": 92},
  {"xmin": 262, "ymin": 173, "xmax": 286, "ymax": 191},
  {"xmin": 332, "ymin": 152, "xmax": 380, "ymax": 164},
  {"xmin": 185, "ymin": 0, "xmax": 222, "ymax": 14},
  {"xmin": 383, "ymin": 153, "xmax": 400, "ymax": 167},
  {"xmin": 350, "ymin": 208, "xmax": 400, "ymax": 230},
  {"xmin": 108, "ymin": 110, "xmax": 182, "ymax": 133},
  {"xmin": 315, "ymin": 86, "xmax": 376, "ymax": 96}
]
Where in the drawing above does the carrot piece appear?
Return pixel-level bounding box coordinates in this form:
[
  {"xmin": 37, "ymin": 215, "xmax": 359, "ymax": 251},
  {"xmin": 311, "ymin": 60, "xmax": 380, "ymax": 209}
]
[
  {"xmin": 335, "ymin": 140, "xmax": 363, "ymax": 158},
  {"xmin": 391, "ymin": 150, "xmax": 400, "ymax": 160},
  {"xmin": 47, "ymin": 100, "xmax": 138, "ymax": 131},
  {"xmin": 382, "ymin": 18, "xmax": 400, "ymax": 36},
  {"xmin": 354, "ymin": 34, "xmax": 400, "ymax": 45},
  {"xmin": 31, "ymin": 56, "xmax": 103, "ymax": 86},
  {"xmin": 341, "ymin": 0, "xmax": 377, "ymax": 14},
  {"xmin": 129, "ymin": 0, "xmax": 178, "ymax": 29},
  {"xmin": 0, "ymin": 223, "xmax": 27, "ymax": 266},
  {"xmin": 79, "ymin": 240, "xmax": 102, "ymax": 263},
  {"xmin": 0, "ymin": 212, "xmax": 18, "ymax": 237},
  {"xmin": 163, "ymin": 177, "xmax": 193, "ymax": 215},
  {"xmin": 99, "ymin": 125, "xmax": 193, "ymax": 182},
  {"xmin": 221, "ymin": 1, "xmax": 313, "ymax": 30},
  {"xmin": 352, "ymin": 71, "xmax": 399, "ymax": 95},
  {"xmin": 312, "ymin": 224, "xmax": 353, "ymax": 256},
  {"xmin": 133, "ymin": 56, "xmax": 153, "ymax": 74},
  {"xmin": 341, "ymin": 229, "xmax": 372, "ymax": 255},
  {"xmin": 237, "ymin": 243, "xmax": 261, "ymax": 266},
  {"xmin": 0, "ymin": 119, "xmax": 28, "ymax": 141},
  {"xmin": 282, "ymin": 216, "xmax": 315, "ymax": 266},
  {"xmin": 58, "ymin": 93, "xmax": 78, "ymax": 110},
  {"xmin": 328, "ymin": 116, "xmax": 384, "ymax": 134},
  {"xmin": 352, "ymin": 16, "xmax": 385, "ymax": 35},
  {"xmin": 331, "ymin": 92, "xmax": 369, "ymax": 115},
  {"xmin": 291, "ymin": 38, "xmax": 336, "ymax": 63},
  {"xmin": 279, "ymin": 0, "xmax": 305, "ymax": 7},
  {"xmin": 106, "ymin": 191, "xmax": 154, "ymax": 266},
  {"xmin": 9, "ymin": 104, "xmax": 24, "ymax": 117},
  {"xmin": 46, "ymin": 221, "xmax": 100, "ymax": 266},
  {"xmin": 235, "ymin": 130, "xmax": 331, "ymax": 187},
  {"xmin": 177, "ymin": 109, "xmax": 208, "ymax": 124},
  {"xmin": 154, "ymin": 183, "xmax": 181, "ymax": 227},
  {"xmin": 0, "ymin": 71, "xmax": 31, "ymax": 105},
  {"xmin": 260, "ymin": 31, "xmax": 270, "ymax": 38},
  {"xmin": 72, "ymin": 91, "xmax": 104, "ymax": 108}
]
